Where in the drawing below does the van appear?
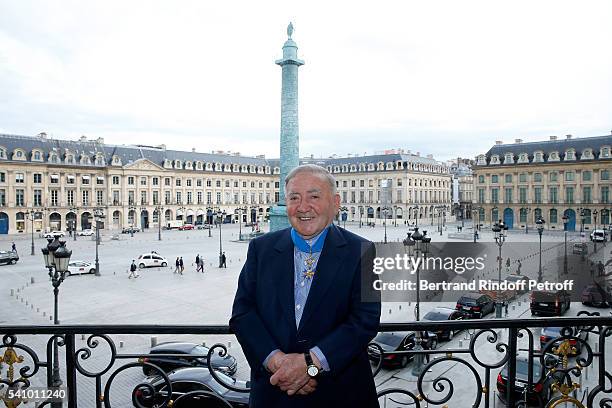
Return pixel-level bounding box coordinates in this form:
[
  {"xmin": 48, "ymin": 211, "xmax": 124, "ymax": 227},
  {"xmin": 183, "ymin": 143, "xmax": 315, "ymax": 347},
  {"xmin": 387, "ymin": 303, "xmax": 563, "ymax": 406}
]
[
  {"xmin": 530, "ymin": 290, "xmax": 571, "ymax": 316},
  {"xmin": 590, "ymin": 229, "xmax": 606, "ymax": 242}
]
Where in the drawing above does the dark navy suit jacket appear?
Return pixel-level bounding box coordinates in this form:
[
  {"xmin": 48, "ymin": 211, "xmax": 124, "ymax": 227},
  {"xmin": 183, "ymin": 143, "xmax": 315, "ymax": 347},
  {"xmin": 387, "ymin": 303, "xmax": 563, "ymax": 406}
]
[{"xmin": 230, "ymin": 225, "xmax": 381, "ymax": 408}]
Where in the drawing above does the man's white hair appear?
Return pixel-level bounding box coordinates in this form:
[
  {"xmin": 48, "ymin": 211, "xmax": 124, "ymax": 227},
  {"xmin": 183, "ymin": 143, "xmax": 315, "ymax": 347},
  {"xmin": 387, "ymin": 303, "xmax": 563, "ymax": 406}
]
[{"xmin": 285, "ymin": 164, "xmax": 337, "ymax": 195}]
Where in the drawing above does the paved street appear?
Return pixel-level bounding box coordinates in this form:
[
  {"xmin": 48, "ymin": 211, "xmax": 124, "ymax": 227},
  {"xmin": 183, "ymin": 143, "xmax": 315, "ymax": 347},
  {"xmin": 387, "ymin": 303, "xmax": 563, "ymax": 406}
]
[{"xmin": 1, "ymin": 222, "xmax": 611, "ymax": 407}]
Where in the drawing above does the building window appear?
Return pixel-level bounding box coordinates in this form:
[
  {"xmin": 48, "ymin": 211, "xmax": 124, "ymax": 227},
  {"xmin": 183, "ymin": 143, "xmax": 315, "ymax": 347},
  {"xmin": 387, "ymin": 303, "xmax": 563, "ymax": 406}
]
[
  {"xmin": 141, "ymin": 191, "xmax": 147, "ymax": 205},
  {"xmin": 140, "ymin": 177, "xmax": 147, "ymax": 186},
  {"xmin": 113, "ymin": 191, "xmax": 120, "ymax": 205},
  {"xmin": 153, "ymin": 191, "xmax": 159, "ymax": 205},
  {"xmin": 216, "ymin": 192, "xmax": 221, "ymax": 204},
  {"xmin": 15, "ymin": 173, "xmax": 24, "ymax": 183},
  {"xmin": 187, "ymin": 192, "xmax": 192, "ymax": 204},
  {"xmin": 565, "ymin": 187, "xmax": 574, "ymax": 204},
  {"xmin": 565, "ymin": 171, "xmax": 574, "ymax": 182},
  {"xmin": 165, "ymin": 191, "xmax": 171, "ymax": 205},
  {"xmin": 549, "ymin": 209, "xmax": 558, "ymax": 224},
  {"xmin": 582, "ymin": 171, "xmax": 592, "ymax": 181},
  {"xmin": 165, "ymin": 178, "xmax": 171, "ymax": 186},
  {"xmin": 207, "ymin": 192, "xmax": 212, "ymax": 204},
  {"xmin": 491, "ymin": 188, "xmax": 499, "ymax": 203},
  {"xmin": 82, "ymin": 190, "xmax": 89, "ymax": 206},
  {"xmin": 534, "ymin": 187, "xmax": 542, "ymax": 204},
  {"xmin": 533, "ymin": 173, "xmax": 542, "ymax": 182},
  {"xmin": 50, "ymin": 190, "xmax": 58, "ymax": 206},
  {"xmin": 153, "ymin": 177, "xmax": 159, "ymax": 186},
  {"xmin": 217, "ymin": 180, "xmax": 222, "ymax": 188},
  {"xmin": 0, "ymin": 172, "xmax": 4, "ymax": 183},
  {"xmin": 504, "ymin": 174, "xmax": 512, "ymax": 183},
  {"xmin": 67, "ymin": 190, "xmax": 74, "ymax": 206},
  {"xmin": 209, "ymin": 180, "xmax": 214, "ymax": 187},
  {"xmin": 601, "ymin": 186, "xmax": 610, "ymax": 204},
  {"xmin": 601, "ymin": 170, "xmax": 610, "ymax": 181},
  {"xmin": 583, "ymin": 186, "xmax": 592, "ymax": 203},
  {"xmin": 128, "ymin": 176, "xmax": 135, "ymax": 185},
  {"xmin": 128, "ymin": 191, "xmax": 135, "ymax": 205},
  {"xmin": 97, "ymin": 190, "xmax": 104, "ymax": 205},
  {"xmin": 176, "ymin": 192, "xmax": 182, "ymax": 204},
  {"xmin": 197, "ymin": 179, "xmax": 203, "ymax": 187},
  {"xmin": 549, "ymin": 172, "xmax": 558, "ymax": 182},
  {"xmin": 51, "ymin": 174, "xmax": 61, "ymax": 184},
  {"xmin": 197, "ymin": 191, "xmax": 203, "ymax": 204},
  {"xmin": 176, "ymin": 179, "xmax": 182, "ymax": 187},
  {"xmin": 519, "ymin": 187, "xmax": 527, "ymax": 204},
  {"xmin": 96, "ymin": 177, "xmax": 104, "ymax": 185},
  {"xmin": 112, "ymin": 176, "xmax": 120, "ymax": 185},
  {"xmin": 519, "ymin": 173, "xmax": 527, "ymax": 183},
  {"xmin": 478, "ymin": 189, "xmax": 485, "ymax": 203},
  {"xmin": 565, "ymin": 150, "xmax": 575, "ymax": 160},
  {"xmin": 82, "ymin": 176, "xmax": 90, "ymax": 185},
  {"xmin": 187, "ymin": 179, "xmax": 192, "ymax": 187},
  {"xmin": 33, "ymin": 173, "xmax": 42, "ymax": 183},
  {"xmin": 33, "ymin": 190, "xmax": 42, "ymax": 206},
  {"xmin": 520, "ymin": 208, "xmax": 528, "ymax": 223},
  {"xmin": 0, "ymin": 189, "xmax": 5, "ymax": 206},
  {"xmin": 66, "ymin": 175, "xmax": 75, "ymax": 184},
  {"xmin": 15, "ymin": 189, "xmax": 24, "ymax": 206},
  {"xmin": 478, "ymin": 175, "xmax": 485, "ymax": 183},
  {"xmin": 504, "ymin": 187, "xmax": 513, "ymax": 203},
  {"xmin": 491, "ymin": 175, "xmax": 499, "ymax": 184}
]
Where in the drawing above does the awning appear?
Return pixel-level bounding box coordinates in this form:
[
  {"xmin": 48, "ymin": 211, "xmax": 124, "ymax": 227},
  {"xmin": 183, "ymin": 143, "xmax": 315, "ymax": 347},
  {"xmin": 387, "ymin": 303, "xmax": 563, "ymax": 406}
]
[
  {"xmin": 97, "ymin": 176, "xmax": 105, "ymax": 182},
  {"xmin": 176, "ymin": 209, "xmax": 184, "ymax": 216},
  {"xmin": 67, "ymin": 175, "xmax": 75, "ymax": 181},
  {"xmin": 186, "ymin": 209, "xmax": 195, "ymax": 216},
  {"xmin": 50, "ymin": 174, "xmax": 59, "ymax": 180},
  {"xmin": 196, "ymin": 209, "xmax": 205, "ymax": 216},
  {"xmin": 82, "ymin": 175, "xmax": 90, "ymax": 180}
]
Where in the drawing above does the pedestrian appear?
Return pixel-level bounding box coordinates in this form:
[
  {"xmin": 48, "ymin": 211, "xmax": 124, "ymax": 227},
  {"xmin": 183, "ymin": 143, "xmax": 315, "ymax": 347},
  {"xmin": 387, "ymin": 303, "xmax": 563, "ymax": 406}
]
[
  {"xmin": 179, "ymin": 257, "xmax": 184, "ymax": 274},
  {"xmin": 11, "ymin": 242, "xmax": 16, "ymax": 252},
  {"xmin": 195, "ymin": 254, "xmax": 200, "ymax": 272},
  {"xmin": 199, "ymin": 257, "xmax": 205, "ymax": 273},
  {"xmin": 516, "ymin": 260, "xmax": 522, "ymax": 275},
  {"xmin": 174, "ymin": 257, "xmax": 180, "ymax": 274},
  {"xmin": 128, "ymin": 260, "xmax": 139, "ymax": 279},
  {"xmin": 220, "ymin": 252, "xmax": 227, "ymax": 268}
]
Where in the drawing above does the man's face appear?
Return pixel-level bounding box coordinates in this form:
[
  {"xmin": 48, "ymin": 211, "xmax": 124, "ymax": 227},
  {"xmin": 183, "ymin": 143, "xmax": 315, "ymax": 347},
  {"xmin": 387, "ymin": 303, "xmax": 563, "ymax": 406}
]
[{"xmin": 286, "ymin": 172, "xmax": 340, "ymax": 239}]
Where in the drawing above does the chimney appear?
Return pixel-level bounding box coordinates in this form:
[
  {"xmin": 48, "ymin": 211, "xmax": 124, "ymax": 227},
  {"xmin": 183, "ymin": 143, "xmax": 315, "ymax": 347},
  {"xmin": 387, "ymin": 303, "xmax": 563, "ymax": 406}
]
[
  {"xmin": 158, "ymin": 144, "xmax": 166, "ymax": 150},
  {"xmin": 495, "ymin": 140, "xmax": 503, "ymax": 145},
  {"xmin": 79, "ymin": 135, "xmax": 87, "ymax": 142},
  {"xmin": 426, "ymin": 154, "xmax": 433, "ymax": 159},
  {"xmin": 566, "ymin": 134, "xmax": 572, "ymax": 140},
  {"xmin": 96, "ymin": 137, "xmax": 104, "ymax": 144},
  {"xmin": 310, "ymin": 154, "xmax": 314, "ymax": 159},
  {"xmin": 515, "ymin": 139, "xmax": 522, "ymax": 144},
  {"xmin": 550, "ymin": 135, "xmax": 558, "ymax": 141},
  {"xmin": 38, "ymin": 132, "xmax": 47, "ymax": 139},
  {"xmin": 192, "ymin": 148, "xmax": 196, "ymax": 152}
]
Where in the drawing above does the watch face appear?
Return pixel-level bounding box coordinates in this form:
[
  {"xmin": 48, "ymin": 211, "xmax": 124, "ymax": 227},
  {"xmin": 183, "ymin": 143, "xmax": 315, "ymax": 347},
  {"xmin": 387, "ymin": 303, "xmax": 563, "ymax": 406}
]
[{"xmin": 307, "ymin": 366, "xmax": 319, "ymax": 377}]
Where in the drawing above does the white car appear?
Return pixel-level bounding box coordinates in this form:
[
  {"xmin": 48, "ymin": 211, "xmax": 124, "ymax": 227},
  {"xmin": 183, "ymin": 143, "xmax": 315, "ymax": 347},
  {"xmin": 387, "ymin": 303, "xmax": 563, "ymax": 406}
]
[
  {"xmin": 78, "ymin": 229, "xmax": 95, "ymax": 236},
  {"xmin": 590, "ymin": 229, "xmax": 606, "ymax": 242},
  {"xmin": 43, "ymin": 231, "xmax": 65, "ymax": 239},
  {"xmin": 136, "ymin": 253, "xmax": 168, "ymax": 269},
  {"xmin": 67, "ymin": 260, "xmax": 96, "ymax": 276}
]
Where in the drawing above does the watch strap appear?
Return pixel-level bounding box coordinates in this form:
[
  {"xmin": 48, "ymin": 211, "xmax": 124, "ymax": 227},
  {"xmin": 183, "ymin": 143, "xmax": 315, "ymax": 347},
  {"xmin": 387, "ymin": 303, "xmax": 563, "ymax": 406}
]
[{"xmin": 304, "ymin": 351, "xmax": 314, "ymax": 367}]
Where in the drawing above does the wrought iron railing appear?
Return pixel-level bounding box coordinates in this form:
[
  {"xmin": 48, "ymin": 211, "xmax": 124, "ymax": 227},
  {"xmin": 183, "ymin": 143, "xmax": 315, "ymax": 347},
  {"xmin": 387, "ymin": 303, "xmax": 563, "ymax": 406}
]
[{"xmin": 1, "ymin": 314, "xmax": 611, "ymax": 407}]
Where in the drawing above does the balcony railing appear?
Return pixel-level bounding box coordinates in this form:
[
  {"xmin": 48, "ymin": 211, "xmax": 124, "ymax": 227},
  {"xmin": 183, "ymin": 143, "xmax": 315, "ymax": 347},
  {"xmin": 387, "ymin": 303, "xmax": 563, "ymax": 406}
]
[{"xmin": 1, "ymin": 314, "xmax": 611, "ymax": 407}]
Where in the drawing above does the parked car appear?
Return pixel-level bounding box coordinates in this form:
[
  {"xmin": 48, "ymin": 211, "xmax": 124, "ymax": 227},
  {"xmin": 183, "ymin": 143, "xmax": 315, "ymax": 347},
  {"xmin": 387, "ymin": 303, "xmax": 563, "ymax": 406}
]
[
  {"xmin": 122, "ymin": 226, "xmax": 141, "ymax": 234},
  {"xmin": 0, "ymin": 250, "xmax": 19, "ymax": 265},
  {"xmin": 137, "ymin": 253, "xmax": 168, "ymax": 268},
  {"xmin": 196, "ymin": 224, "xmax": 211, "ymax": 230},
  {"xmin": 141, "ymin": 342, "xmax": 237, "ymax": 376},
  {"xmin": 590, "ymin": 229, "xmax": 607, "ymax": 242},
  {"xmin": 455, "ymin": 293, "xmax": 495, "ymax": 319},
  {"xmin": 530, "ymin": 290, "xmax": 571, "ymax": 316},
  {"xmin": 496, "ymin": 352, "xmax": 554, "ymax": 405},
  {"xmin": 367, "ymin": 331, "xmax": 437, "ymax": 368},
  {"xmin": 540, "ymin": 326, "xmax": 589, "ymax": 355},
  {"xmin": 581, "ymin": 284, "xmax": 612, "ymax": 307},
  {"xmin": 504, "ymin": 274, "xmax": 530, "ymax": 294},
  {"xmin": 43, "ymin": 231, "xmax": 65, "ymax": 239},
  {"xmin": 479, "ymin": 279, "xmax": 516, "ymax": 302},
  {"xmin": 78, "ymin": 229, "xmax": 95, "ymax": 236},
  {"xmin": 178, "ymin": 224, "xmax": 195, "ymax": 231},
  {"xmin": 422, "ymin": 307, "xmax": 465, "ymax": 340},
  {"xmin": 136, "ymin": 367, "xmax": 249, "ymax": 408},
  {"xmin": 572, "ymin": 242, "xmax": 587, "ymax": 255},
  {"xmin": 66, "ymin": 260, "xmax": 96, "ymax": 276}
]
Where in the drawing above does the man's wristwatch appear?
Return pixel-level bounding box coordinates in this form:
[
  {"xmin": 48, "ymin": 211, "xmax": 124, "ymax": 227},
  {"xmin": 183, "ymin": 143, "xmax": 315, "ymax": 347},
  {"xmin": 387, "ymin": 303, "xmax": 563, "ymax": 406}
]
[{"xmin": 304, "ymin": 352, "xmax": 320, "ymax": 378}]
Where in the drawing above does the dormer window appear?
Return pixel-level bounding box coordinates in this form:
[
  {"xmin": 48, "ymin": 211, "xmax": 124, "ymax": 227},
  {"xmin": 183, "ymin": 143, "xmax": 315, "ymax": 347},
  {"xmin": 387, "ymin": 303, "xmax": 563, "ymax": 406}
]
[
  {"xmin": 517, "ymin": 153, "xmax": 529, "ymax": 163},
  {"xmin": 65, "ymin": 154, "xmax": 75, "ymax": 165},
  {"xmin": 533, "ymin": 151, "xmax": 544, "ymax": 162},
  {"xmin": 476, "ymin": 155, "xmax": 486, "ymax": 165},
  {"xmin": 196, "ymin": 161, "xmax": 203, "ymax": 170},
  {"xmin": 503, "ymin": 153, "xmax": 514, "ymax": 164},
  {"xmin": 600, "ymin": 146, "xmax": 610, "ymax": 158},
  {"xmin": 377, "ymin": 162, "xmax": 384, "ymax": 171},
  {"xmin": 112, "ymin": 156, "xmax": 121, "ymax": 166},
  {"xmin": 81, "ymin": 155, "xmax": 91, "ymax": 165},
  {"xmin": 548, "ymin": 151, "xmax": 560, "ymax": 162},
  {"xmin": 490, "ymin": 155, "xmax": 500, "ymax": 165},
  {"xmin": 564, "ymin": 149, "xmax": 576, "ymax": 160},
  {"xmin": 205, "ymin": 163, "xmax": 212, "ymax": 171},
  {"xmin": 95, "ymin": 155, "xmax": 105, "ymax": 166},
  {"xmin": 274, "ymin": 167, "xmax": 280, "ymax": 174},
  {"xmin": 0, "ymin": 147, "xmax": 5, "ymax": 159},
  {"xmin": 33, "ymin": 151, "xmax": 42, "ymax": 161},
  {"xmin": 386, "ymin": 162, "xmax": 393, "ymax": 170},
  {"xmin": 48, "ymin": 153, "xmax": 60, "ymax": 163},
  {"xmin": 185, "ymin": 161, "xmax": 193, "ymax": 170},
  {"xmin": 13, "ymin": 149, "xmax": 25, "ymax": 160},
  {"xmin": 581, "ymin": 149, "xmax": 593, "ymax": 160},
  {"xmin": 174, "ymin": 160, "xmax": 182, "ymax": 169},
  {"xmin": 265, "ymin": 166, "xmax": 271, "ymax": 174},
  {"xmin": 333, "ymin": 166, "xmax": 339, "ymax": 173}
]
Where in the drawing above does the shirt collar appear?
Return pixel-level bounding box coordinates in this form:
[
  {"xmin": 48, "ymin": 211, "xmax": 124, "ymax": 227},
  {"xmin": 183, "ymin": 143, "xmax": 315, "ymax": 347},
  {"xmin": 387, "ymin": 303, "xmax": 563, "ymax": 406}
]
[{"xmin": 290, "ymin": 225, "xmax": 331, "ymax": 253}]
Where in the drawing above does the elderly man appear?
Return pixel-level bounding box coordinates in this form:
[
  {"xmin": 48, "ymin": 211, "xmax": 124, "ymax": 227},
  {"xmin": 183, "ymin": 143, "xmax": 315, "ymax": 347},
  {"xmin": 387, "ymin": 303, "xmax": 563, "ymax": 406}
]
[{"xmin": 230, "ymin": 164, "xmax": 381, "ymax": 408}]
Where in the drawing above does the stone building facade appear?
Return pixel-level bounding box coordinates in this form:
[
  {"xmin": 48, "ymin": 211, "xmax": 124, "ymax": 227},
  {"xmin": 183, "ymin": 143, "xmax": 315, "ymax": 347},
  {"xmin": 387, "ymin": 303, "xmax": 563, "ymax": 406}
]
[
  {"xmin": 0, "ymin": 133, "xmax": 452, "ymax": 234},
  {"xmin": 473, "ymin": 135, "xmax": 612, "ymax": 231}
]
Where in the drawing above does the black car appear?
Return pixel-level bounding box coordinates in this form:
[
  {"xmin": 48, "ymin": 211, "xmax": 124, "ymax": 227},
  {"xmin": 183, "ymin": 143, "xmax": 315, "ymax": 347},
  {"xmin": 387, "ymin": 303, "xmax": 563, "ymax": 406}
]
[
  {"xmin": 540, "ymin": 326, "xmax": 589, "ymax": 355},
  {"xmin": 581, "ymin": 284, "xmax": 612, "ymax": 307},
  {"xmin": 505, "ymin": 274, "xmax": 530, "ymax": 294},
  {"xmin": 0, "ymin": 250, "xmax": 19, "ymax": 265},
  {"xmin": 135, "ymin": 367, "xmax": 249, "ymax": 408},
  {"xmin": 455, "ymin": 293, "xmax": 495, "ymax": 318},
  {"xmin": 121, "ymin": 226, "xmax": 141, "ymax": 233},
  {"xmin": 530, "ymin": 290, "xmax": 570, "ymax": 316},
  {"xmin": 422, "ymin": 307, "xmax": 465, "ymax": 340},
  {"xmin": 142, "ymin": 342, "xmax": 237, "ymax": 376},
  {"xmin": 368, "ymin": 331, "xmax": 437, "ymax": 368},
  {"xmin": 497, "ymin": 352, "xmax": 554, "ymax": 406}
]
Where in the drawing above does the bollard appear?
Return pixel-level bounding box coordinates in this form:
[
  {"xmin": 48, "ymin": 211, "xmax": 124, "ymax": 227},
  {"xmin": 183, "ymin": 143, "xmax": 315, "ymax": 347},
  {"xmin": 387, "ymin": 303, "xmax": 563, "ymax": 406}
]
[
  {"xmin": 202, "ymin": 342, "xmax": 206, "ymax": 347},
  {"xmin": 151, "ymin": 336, "xmax": 158, "ymax": 348},
  {"xmin": 31, "ymin": 277, "xmax": 35, "ymax": 284},
  {"xmin": 49, "ymin": 316, "xmax": 53, "ymax": 321},
  {"xmin": 399, "ymin": 305, "xmax": 402, "ymax": 310},
  {"xmin": 388, "ymin": 309, "xmax": 392, "ymax": 314},
  {"xmin": 119, "ymin": 341, "xmax": 124, "ymax": 348},
  {"xmin": 10, "ymin": 289, "xmax": 14, "ymax": 296}
]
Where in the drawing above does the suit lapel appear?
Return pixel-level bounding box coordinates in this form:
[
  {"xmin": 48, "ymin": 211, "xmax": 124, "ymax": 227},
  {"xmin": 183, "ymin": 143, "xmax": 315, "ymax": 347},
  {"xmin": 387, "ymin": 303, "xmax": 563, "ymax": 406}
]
[
  {"xmin": 273, "ymin": 229, "xmax": 298, "ymax": 331},
  {"xmin": 298, "ymin": 225, "xmax": 348, "ymax": 333}
]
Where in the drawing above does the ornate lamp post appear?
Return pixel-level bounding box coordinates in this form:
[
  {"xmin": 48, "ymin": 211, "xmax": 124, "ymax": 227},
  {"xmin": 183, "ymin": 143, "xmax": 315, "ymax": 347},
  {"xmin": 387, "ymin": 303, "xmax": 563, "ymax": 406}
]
[
  {"xmin": 217, "ymin": 209, "xmax": 226, "ymax": 267},
  {"xmin": 26, "ymin": 209, "xmax": 36, "ymax": 255},
  {"xmin": 41, "ymin": 237, "xmax": 72, "ymax": 399},
  {"xmin": 593, "ymin": 209, "xmax": 598, "ymax": 253},
  {"xmin": 69, "ymin": 206, "xmax": 78, "ymax": 241},
  {"xmin": 562, "ymin": 215, "xmax": 569, "ymax": 276},
  {"xmin": 93, "ymin": 208, "xmax": 105, "ymax": 276},
  {"xmin": 382, "ymin": 206, "xmax": 390, "ymax": 243},
  {"xmin": 359, "ymin": 207, "xmax": 363, "ymax": 228},
  {"xmin": 492, "ymin": 220, "xmax": 508, "ymax": 318},
  {"xmin": 155, "ymin": 205, "xmax": 164, "ymax": 241},
  {"xmin": 409, "ymin": 228, "xmax": 430, "ymax": 376},
  {"xmin": 471, "ymin": 209, "xmax": 478, "ymax": 243},
  {"xmin": 206, "ymin": 206, "xmax": 213, "ymax": 237},
  {"xmin": 579, "ymin": 208, "xmax": 586, "ymax": 233},
  {"xmin": 536, "ymin": 217, "xmax": 545, "ymax": 283}
]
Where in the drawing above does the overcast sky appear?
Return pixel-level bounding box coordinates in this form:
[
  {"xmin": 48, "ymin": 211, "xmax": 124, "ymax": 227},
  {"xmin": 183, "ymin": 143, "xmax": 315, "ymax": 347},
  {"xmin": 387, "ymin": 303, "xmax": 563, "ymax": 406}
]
[{"xmin": 1, "ymin": 0, "xmax": 611, "ymax": 162}]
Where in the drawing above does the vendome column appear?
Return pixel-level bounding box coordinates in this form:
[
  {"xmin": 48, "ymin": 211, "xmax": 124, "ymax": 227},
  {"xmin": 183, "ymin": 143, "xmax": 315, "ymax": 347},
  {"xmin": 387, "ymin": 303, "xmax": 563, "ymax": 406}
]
[{"xmin": 269, "ymin": 22, "xmax": 304, "ymax": 231}]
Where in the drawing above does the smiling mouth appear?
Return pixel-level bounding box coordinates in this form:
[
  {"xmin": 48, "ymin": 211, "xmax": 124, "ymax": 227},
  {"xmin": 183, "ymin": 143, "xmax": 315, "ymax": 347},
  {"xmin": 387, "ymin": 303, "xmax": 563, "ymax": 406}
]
[{"xmin": 298, "ymin": 216, "xmax": 314, "ymax": 221}]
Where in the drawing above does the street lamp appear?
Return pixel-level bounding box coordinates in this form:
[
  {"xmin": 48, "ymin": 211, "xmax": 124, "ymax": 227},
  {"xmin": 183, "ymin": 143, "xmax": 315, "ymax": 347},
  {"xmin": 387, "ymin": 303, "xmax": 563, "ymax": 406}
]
[
  {"xmin": 93, "ymin": 208, "xmax": 105, "ymax": 276},
  {"xmin": 492, "ymin": 219, "xmax": 508, "ymax": 318},
  {"xmin": 382, "ymin": 206, "xmax": 390, "ymax": 243},
  {"xmin": 536, "ymin": 217, "xmax": 545, "ymax": 283},
  {"xmin": 524, "ymin": 207, "xmax": 532, "ymax": 234},
  {"xmin": 339, "ymin": 206, "xmax": 348, "ymax": 230},
  {"xmin": 26, "ymin": 209, "xmax": 36, "ymax": 255},
  {"xmin": 206, "ymin": 207, "xmax": 213, "ymax": 237},
  {"xmin": 562, "ymin": 215, "xmax": 569, "ymax": 276},
  {"xmin": 70, "ymin": 206, "xmax": 78, "ymax": 241},
  {"xmin": 41, "ymin": 237, "xmax": 72, "ymax": 400},
  {"xmin": 155, "ymin": 205, "xmax": 164, "ymax": 241},
  {"xmin": 359, "ymin": 207, "xmax": 363, "ymax": 228},
  {"xmin": 217, "ymin": 209, "xmax": 226, "ymax": 267},
  {"xmin": 128, "ymin": 205, "xmax": 137, "ymax": 237},
  {"xmin": 579, "ymin": 208, "xmax": 586, "ymax": 233},
  {"xmin": 593, "ymin": 209, "xmax": 598, "ymax": 253},
  {"xmin": 237, "ymin": 206, "xmax": 246, "ymax": 240},
  {"xmin": 409, "ymin": 227, "xmax": 430, "ymax": 376}
]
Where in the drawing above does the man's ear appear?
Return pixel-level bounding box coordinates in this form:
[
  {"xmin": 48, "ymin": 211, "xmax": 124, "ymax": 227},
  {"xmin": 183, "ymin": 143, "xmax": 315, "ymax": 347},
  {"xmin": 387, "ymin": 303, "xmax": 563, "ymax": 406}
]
[{"xmin": 334, "ymin": 194, "xmax": 341, "ymax": 210}]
